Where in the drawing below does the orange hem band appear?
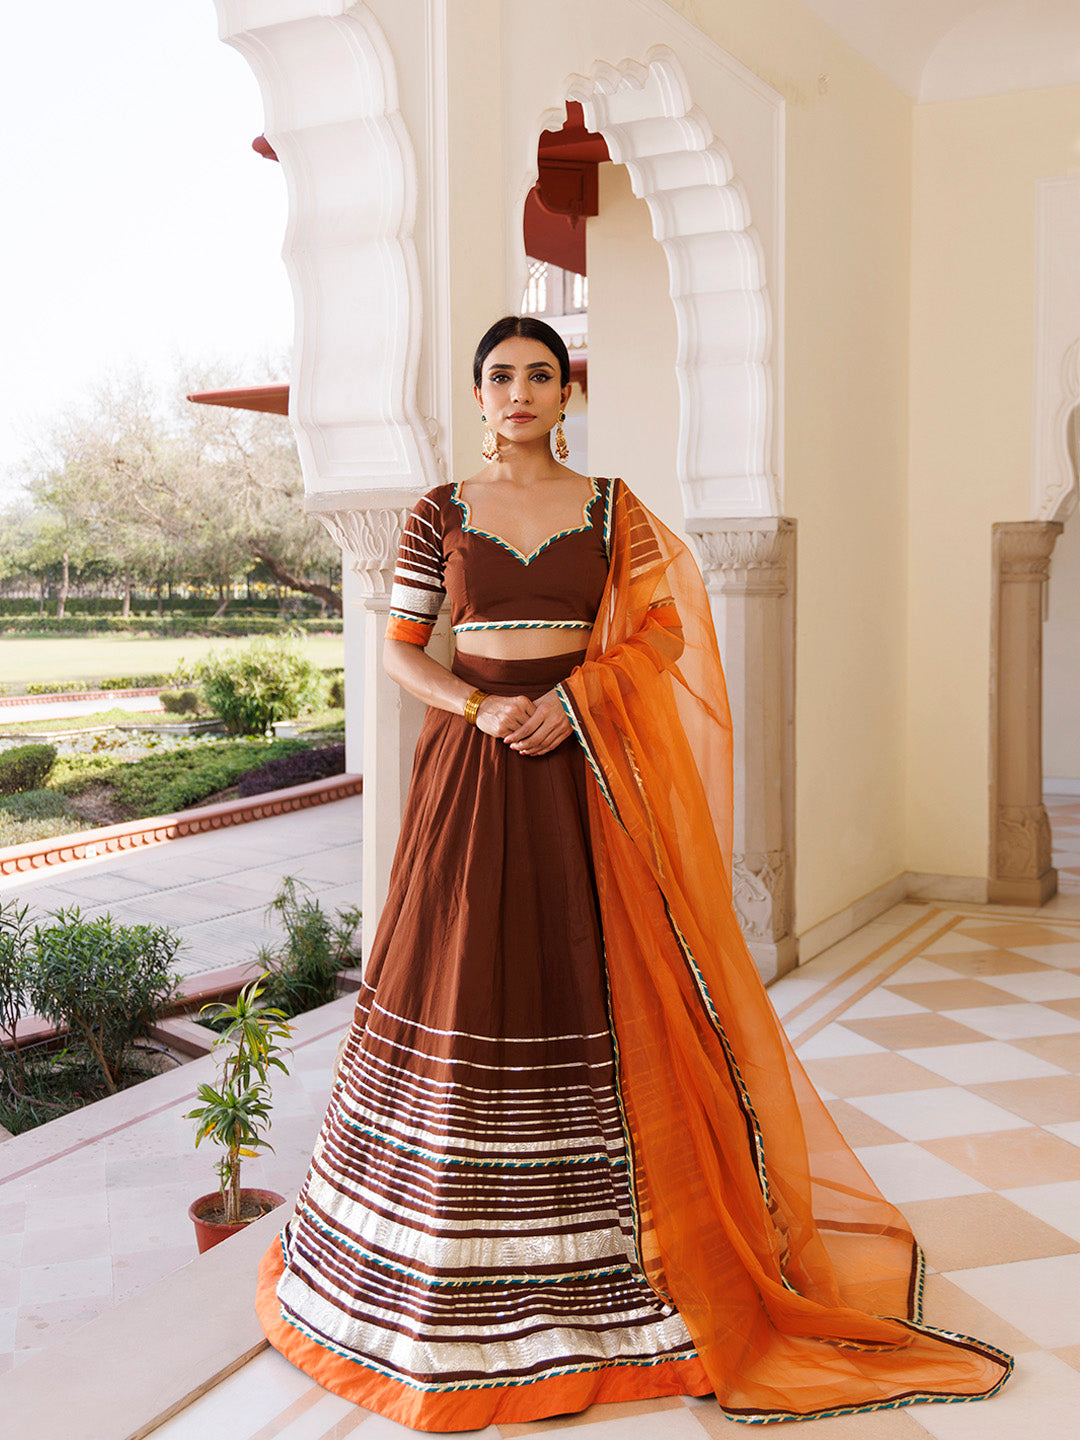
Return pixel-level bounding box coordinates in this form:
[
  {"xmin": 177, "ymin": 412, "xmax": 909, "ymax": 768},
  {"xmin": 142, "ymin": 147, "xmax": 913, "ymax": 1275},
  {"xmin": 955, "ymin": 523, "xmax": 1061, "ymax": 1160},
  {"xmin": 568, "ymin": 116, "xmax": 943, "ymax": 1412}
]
[{"xmin": 256, "ymin": 1239, "xmax": 713, "ymax": 1433}]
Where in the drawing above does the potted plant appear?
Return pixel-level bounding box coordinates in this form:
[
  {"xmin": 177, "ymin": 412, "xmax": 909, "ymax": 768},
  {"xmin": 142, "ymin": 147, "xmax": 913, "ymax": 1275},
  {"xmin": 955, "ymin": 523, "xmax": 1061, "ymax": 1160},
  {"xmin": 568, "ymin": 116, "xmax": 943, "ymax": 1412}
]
[{"xmin": 185, "ymin": 976, "xmax": 292, "ymax": 1252}]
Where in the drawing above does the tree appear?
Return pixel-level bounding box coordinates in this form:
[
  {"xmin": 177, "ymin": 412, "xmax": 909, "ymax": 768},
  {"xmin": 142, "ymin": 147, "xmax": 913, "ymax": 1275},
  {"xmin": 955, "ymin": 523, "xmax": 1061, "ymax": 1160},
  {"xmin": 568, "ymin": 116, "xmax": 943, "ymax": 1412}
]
[
  {"xmin": 1, "ymin": 362, "xmax": 343, "ymax": 614},
  {"xmin": 172, "ymin": 361, "xmax": 343, "ymax": 613}
]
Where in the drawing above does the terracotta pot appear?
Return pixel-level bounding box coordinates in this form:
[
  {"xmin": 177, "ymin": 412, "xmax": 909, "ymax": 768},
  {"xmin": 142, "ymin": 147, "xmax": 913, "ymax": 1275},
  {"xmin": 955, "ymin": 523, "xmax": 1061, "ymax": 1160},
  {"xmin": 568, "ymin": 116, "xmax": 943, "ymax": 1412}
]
[{"xmin": 188, "ymin": 1188, "xmax": 285, "ymax": 1253}]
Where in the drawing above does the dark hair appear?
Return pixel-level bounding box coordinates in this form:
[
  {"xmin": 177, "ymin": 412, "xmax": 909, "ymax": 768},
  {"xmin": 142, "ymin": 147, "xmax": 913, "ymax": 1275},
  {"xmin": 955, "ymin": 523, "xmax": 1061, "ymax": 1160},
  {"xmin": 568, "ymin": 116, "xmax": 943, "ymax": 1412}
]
[{"xmin": 472, "ymin": 315, "xmax": 571, "ymax": 388}]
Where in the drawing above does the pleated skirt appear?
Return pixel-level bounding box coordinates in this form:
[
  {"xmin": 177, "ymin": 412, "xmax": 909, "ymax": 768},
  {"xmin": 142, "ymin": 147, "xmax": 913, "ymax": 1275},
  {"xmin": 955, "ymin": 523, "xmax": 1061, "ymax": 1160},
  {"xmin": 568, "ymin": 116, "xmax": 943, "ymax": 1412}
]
[{"xmin": 256, "ymin": 651, "xmax": 710, "ymax": 1432}]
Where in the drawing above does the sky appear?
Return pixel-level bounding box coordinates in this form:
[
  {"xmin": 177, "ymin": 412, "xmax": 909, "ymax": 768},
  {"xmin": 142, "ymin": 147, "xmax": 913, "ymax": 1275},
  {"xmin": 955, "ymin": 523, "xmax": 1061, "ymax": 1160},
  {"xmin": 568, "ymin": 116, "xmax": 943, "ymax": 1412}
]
[{"xmin": 0, "ymin": 1, "xmax": 293, "ymax": 500}]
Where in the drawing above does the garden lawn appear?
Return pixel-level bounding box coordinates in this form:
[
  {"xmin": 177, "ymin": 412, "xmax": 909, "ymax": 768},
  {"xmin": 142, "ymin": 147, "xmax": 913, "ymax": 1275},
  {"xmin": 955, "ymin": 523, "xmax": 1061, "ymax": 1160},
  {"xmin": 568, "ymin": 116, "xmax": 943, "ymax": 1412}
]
[
  {"xmin": 0, "ymin": 634, "xmax": 344, "ymax": 689},
  {"xmin": 53, "ymin": 738, "xmax": 312, "ymax": 818}
]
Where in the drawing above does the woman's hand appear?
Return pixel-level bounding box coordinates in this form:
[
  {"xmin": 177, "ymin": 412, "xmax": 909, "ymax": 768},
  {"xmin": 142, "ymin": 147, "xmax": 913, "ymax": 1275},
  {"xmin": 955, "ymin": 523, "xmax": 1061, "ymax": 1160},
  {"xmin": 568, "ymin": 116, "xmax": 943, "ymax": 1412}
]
[
  {"xmin": 474, "ymin": 693, "xmax": 536, "ymax": 740},
  {"xmin": 502, "ymin": 689, "xmax": 571, "ymax": 756}
]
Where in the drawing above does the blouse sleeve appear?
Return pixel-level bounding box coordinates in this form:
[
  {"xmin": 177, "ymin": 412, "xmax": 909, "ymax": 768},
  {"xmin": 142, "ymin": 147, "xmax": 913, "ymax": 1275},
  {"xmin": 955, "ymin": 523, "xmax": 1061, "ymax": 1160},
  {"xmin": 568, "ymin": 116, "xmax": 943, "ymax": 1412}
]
[{"xmin": 385, "ymin": 493, "xmax": 446, "ymax": 646}]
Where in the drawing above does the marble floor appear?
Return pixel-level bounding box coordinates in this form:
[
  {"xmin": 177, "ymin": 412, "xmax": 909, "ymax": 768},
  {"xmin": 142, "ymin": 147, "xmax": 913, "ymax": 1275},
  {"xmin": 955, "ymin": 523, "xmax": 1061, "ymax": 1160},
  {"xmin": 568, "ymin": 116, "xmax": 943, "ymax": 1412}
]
[
  {"xmin": 3, "ymin": 796, "xmax": 1080, "ymax": 1437},
  {"xmin": 144, "ymin": 890, "xmax": 1080, "ymax": 1439},
  {"xmin": 0, "ymin": 996, "xmax": 350, "ymax": 1373}
]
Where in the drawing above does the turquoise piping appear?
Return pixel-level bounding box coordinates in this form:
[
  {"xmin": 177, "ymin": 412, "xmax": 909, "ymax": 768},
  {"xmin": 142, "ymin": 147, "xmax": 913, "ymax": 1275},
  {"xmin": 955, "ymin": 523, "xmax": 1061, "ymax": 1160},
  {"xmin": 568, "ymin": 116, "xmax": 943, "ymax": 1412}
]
[{"xmin": 449, "ymin": 477, "xmax": 600, "ymax": 565}]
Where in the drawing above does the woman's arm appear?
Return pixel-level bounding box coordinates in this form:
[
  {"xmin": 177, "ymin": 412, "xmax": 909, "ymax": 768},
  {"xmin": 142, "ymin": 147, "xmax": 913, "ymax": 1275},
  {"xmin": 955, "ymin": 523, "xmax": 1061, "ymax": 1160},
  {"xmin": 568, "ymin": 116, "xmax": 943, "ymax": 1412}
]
[{"xmin": 383, "ymin": 638, "xmax": 568, "ymax": 754}]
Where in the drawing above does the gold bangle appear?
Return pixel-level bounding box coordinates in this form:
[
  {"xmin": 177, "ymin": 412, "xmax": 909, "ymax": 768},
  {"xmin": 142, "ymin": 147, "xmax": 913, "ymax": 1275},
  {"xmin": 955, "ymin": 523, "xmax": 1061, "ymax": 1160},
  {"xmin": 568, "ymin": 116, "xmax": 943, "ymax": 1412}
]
[{"xmin": 463, "ymin": 689, "xmax": 488, "ymax": 727}]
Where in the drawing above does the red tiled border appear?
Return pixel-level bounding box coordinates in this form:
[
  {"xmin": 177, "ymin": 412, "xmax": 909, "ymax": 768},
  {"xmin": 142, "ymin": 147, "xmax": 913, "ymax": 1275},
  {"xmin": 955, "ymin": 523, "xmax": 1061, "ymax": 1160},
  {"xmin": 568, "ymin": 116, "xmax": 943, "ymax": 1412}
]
[
  {"xmin": 0, "ymin": 772, "xmax": 362, "ymax": 876},
  {"xmin": 0, "ymin": 686, "xmax": 161, "ymax": 708}
]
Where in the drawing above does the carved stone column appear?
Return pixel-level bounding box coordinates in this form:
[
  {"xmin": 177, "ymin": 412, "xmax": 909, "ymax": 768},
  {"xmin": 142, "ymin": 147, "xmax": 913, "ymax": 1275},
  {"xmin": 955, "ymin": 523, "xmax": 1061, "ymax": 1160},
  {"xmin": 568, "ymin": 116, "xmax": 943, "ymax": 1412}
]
[
  {"xmin": 319, "ymin": 500, "xmax": 448, "ymax": 961},
  {"xmin": 693, "ymin": 518, "xmax": 797, "ymax": 984},
  {"xmin": 989, "ymin": 521, "xmax": 1063, "ymax": 905}
]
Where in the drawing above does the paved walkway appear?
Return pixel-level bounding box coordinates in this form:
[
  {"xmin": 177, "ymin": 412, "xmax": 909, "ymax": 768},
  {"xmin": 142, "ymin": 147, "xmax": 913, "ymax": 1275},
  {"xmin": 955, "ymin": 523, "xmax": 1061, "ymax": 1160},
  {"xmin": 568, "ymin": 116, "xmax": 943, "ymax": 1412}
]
[
  {"xmin": 0, "ymin": 695, "xmax": 165, "ymax": 727},
  {"xmin": 0, "ymin": 795, "xmax": 363, "ymax": 978},
  {"xmin": 105, "ymin": 894, "xmax": 1080, "ymax": 1440}
]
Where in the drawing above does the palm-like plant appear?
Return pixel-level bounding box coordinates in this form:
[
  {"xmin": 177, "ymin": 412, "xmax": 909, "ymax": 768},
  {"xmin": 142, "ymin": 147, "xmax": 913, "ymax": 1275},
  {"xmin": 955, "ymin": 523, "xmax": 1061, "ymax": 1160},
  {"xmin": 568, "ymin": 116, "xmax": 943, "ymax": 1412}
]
[{"xmin": 185, "ymin": 977, "xmax": 291, "ymax": 1226}]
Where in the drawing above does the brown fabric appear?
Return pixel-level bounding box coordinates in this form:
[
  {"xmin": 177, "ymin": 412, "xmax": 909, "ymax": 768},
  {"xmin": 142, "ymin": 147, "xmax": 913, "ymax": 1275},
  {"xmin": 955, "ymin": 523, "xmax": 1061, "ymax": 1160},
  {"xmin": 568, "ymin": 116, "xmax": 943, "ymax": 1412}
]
[
  {"xmin": 560, "ymin": 481, "xmax": 1013, "ymax": 1423},
  {"xmin": 260, "ymin": 648, "xmax": 712, "ymax": 1429},
  {"xmin": 385, "ymin": 481, "xmax": 611, "ymax": 645}
]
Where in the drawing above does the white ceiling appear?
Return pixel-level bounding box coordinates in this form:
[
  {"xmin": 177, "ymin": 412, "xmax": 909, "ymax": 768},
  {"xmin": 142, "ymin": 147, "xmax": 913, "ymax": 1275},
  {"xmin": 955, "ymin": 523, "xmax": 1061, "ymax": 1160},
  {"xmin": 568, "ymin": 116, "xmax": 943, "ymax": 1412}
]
[{"xmin": 799, "ymin": 0, "xmax": 1080, "ymax": 102}]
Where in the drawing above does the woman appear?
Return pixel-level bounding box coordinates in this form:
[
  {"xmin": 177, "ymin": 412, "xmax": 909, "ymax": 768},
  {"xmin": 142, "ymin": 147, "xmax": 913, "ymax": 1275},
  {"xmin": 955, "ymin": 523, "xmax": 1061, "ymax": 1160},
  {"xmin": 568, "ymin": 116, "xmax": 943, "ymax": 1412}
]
[{"xmin": 257, "ymin": 316, "xmax": 1012, "ymax": 1431}]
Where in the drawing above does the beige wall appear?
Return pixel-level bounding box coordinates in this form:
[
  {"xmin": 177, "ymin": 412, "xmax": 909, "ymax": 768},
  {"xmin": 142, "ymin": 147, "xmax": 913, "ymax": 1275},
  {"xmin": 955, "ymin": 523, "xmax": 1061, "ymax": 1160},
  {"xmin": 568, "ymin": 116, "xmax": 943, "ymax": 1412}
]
[
  {"xmin": 908, "ymin": 85, "xmax": 1080, "ymax": 877},
  {"xmin": 480, "ymin": 0, "xmax": 915, "ymax": 934},
  {"xmin": 1045, "ymin": 513, "xmax": 1080, "ymax": 786},
  {"xmin": 586, "ymin": 164, "xmax": 683, "ymax": 536},
  {"xmin": 658, "ymin": 0, "xmax": 914, "ymax": 930},
  {"xmin": 444, "ymin": 2, "xmax": 1080, "ymax": 936}
]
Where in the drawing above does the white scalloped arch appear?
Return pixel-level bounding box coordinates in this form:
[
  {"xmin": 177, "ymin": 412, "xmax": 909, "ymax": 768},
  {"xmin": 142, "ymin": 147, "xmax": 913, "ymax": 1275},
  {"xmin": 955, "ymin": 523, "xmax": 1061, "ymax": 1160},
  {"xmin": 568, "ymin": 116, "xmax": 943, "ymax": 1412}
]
[
  {"xmin": 215, "ymin": 0, "xmax": 441, "ymax": 503},
  {"xmin": 536, "ymin": 50, "xmax": 778, "ymax": 521},
  {"xmin": 216, "ymin": 11, "xmax": 777, "ymax": 522}
]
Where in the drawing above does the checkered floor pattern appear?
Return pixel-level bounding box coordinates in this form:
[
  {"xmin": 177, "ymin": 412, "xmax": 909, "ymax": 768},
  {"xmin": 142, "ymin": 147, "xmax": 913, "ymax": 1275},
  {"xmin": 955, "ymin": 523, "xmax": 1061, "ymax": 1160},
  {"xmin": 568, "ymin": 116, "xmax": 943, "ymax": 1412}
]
[{"xmin": 151, "ymin": 916, "xmax": 1080, "ymax": 1433}]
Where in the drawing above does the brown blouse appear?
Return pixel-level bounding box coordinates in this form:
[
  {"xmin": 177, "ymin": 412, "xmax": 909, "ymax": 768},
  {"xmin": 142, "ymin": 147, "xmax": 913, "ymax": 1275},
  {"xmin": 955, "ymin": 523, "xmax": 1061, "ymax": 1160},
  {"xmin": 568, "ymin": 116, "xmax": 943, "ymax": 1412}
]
[{"xmin": 385, "ymin": 478, "xmax": 612, "ymax": 646}]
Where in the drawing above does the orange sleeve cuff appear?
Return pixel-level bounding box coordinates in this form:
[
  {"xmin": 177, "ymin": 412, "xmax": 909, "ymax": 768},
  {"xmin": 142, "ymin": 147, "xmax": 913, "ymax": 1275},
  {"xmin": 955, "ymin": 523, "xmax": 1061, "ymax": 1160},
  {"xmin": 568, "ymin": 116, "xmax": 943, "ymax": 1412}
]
[{"xmin": 385, "ymin": 615, "xmax": 434, "ymax": 646}]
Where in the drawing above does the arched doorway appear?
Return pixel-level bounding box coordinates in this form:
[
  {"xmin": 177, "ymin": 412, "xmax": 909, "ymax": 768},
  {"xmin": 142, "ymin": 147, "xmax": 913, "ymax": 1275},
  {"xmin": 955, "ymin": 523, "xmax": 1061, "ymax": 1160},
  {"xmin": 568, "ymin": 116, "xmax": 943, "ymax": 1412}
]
[
  {"xmin": 215, "ymin": 8, "xmax": 790, "ymax": 975},
  {"xmin": 515, "ymin": 56, "xmax": 794, "ymax": 979}
]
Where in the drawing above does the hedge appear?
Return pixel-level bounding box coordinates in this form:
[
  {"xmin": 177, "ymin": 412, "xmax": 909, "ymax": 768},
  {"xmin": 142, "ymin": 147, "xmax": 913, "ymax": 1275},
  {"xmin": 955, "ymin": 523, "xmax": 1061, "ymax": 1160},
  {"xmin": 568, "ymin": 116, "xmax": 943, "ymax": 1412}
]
[
  {"xmin": 0, "ymin": 596, "xmax": 321, "ymax": 616},
  {"xmin": 51, "ymin": 738, "xmax": 310, "ymax": 817},
  {"xmin": 0, "ymin": 616, "xmax": 343, "ymax": 637},
  {"xmin": 236, "ymin": 744, "xmax": 347, "ymax": 797},
  {"xmin": 0, "ymin": 744, "xmax": 57, "ymax": 795},
  {"xmin": 26, "ymin": 674, "xmax": 184, "ymax": 695}
]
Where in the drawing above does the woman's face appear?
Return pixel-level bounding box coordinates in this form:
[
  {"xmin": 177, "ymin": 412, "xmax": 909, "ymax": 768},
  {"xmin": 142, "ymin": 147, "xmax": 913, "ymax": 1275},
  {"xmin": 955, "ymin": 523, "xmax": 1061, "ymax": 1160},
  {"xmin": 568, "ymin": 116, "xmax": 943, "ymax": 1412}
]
[{"xmin": 474, "ymin": 336, "xmax": 571, "ymax": 444}]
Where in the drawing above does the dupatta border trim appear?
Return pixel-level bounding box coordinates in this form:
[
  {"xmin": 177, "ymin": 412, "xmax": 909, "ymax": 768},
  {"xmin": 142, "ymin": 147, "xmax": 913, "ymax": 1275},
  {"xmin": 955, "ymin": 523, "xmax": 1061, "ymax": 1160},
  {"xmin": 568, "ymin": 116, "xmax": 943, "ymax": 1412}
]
[
  {"xmin": 599, "ymin": 938, "xmax": 651, "ymax": 1291},
  {"xmin": 558, "ymin": 483, "xmax": 1015, "ymax": 1423},
  {"xmin": 274, "ymin": 1234, "xmax": 1013, "ymax": 1418},
  {"xmin": 554, "ymin": 683, "xmax": 618, "ymax": 819}
]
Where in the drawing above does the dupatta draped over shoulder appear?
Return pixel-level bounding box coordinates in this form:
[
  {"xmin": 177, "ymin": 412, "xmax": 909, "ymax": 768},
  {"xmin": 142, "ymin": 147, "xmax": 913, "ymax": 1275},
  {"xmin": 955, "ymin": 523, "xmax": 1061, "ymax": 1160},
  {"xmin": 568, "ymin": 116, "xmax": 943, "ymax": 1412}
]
[{"xmin": 556, "ymin": 479, "xmax": 1011, "ymax": 1425}]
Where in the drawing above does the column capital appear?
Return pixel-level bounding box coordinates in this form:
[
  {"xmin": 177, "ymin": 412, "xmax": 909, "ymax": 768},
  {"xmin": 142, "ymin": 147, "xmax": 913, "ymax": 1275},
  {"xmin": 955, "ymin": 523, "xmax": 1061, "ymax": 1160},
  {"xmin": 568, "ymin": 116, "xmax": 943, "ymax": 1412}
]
[
  {"xmin": 691, "ymin": 516, "xmax": 795, "ymax": 595},
  {"xmin": 993, "ymin": 520, "xmax": 1064, "ymax": 582},
  {"xmin": 317, "ymin": 503, "xmax": 413, "ymax": 600}
]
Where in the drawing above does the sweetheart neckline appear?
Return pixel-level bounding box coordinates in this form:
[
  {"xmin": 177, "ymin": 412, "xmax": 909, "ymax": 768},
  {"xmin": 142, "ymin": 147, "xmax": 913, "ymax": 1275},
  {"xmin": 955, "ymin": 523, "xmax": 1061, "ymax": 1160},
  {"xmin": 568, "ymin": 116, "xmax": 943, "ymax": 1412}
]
[{"xmin": 449, "ymin": 478, "xmax": 600, "ymax": 566}]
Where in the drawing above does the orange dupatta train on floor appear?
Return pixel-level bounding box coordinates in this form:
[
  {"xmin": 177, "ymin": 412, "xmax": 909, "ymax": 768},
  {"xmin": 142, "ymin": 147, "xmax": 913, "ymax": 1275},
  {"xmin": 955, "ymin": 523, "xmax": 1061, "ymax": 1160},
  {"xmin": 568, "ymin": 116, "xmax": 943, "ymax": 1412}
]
[{"xmin": 555, "ymin": 480, "xmax": 1012, "ymax": 1425}]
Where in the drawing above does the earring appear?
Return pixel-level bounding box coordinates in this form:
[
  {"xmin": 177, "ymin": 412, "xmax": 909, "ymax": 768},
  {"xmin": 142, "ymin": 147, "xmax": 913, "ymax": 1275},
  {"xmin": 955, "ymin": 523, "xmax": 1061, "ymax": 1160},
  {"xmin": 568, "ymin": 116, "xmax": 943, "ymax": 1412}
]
[
  {"xmin": 480, "ymin": 413, "xmax": 499, "ymax": 463},
  {"xmin": 554, "ymin": 412, "xmax": 569, "ymax": 462}
]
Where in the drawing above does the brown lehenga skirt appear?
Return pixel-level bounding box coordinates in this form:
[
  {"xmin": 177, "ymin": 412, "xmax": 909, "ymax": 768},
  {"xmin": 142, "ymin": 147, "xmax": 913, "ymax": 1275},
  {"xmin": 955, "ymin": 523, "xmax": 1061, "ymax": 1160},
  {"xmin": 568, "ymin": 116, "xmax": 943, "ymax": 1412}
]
[{"xmin": 256, "ymin": 651, "xmax": 710, "ymax": 1432}]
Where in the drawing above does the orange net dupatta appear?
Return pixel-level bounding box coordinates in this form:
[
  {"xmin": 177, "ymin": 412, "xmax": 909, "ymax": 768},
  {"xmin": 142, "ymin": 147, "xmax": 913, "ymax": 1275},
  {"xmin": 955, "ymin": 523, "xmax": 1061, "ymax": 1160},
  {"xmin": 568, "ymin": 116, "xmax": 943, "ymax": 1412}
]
[{"xmin": 557, "ymin": 480, "xmax": 1011, "ymax": 1425}]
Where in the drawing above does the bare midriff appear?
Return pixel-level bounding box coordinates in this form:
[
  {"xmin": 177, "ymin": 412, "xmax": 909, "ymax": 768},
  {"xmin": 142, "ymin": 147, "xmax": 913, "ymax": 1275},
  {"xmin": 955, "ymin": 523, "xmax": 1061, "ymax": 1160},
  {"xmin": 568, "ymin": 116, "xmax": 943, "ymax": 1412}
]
[{"xmin": 453, "ymin": 627, "xmax": 589, "ymax": 660}]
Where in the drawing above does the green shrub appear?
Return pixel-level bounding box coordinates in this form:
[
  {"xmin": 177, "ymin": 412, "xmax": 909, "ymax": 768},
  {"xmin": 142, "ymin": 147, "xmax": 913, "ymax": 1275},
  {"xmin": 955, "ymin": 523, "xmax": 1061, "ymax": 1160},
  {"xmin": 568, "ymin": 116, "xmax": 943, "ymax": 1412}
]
[
  {"xmin": 100, "ymin": 674, "xmax": 179, "ymax": 690},
  {"xmin": 159, "ymin": 688, "xmax": 200, "ymax": 714},
  {"xmin": 0, "ymin": 788, "xmax": 74, "ymax": 820},
  {"xmin": 256, "ymin": 877, "xmax": 361, "ymax": 1017},
  {"xmin": 49, "ymin": 738, "xmax": 309, "ymax": 817},
  {"xmin": 0, "ymin": 787, "xmax": 84, "ymax": 848},
  {"xmin": 24, "ymin": 674, "xmax": 178, "ymax": 695},
  {"xmin": 49, "ymin": 754, "xmax": 119, "ymax": 794},
  {"xmin": 28, "ymin": 908, "xmax": 181, "ymax": 1093},
  {"xmin": 195, "ymin": 638, "xmax": 327, "ymax": 735},
  {"xmin": 0, "ymin": 787, "xmax": 83, "ymax": 849},
  {"xmin": 325, "ymin": 671, "xmax": 345, "ymax": 708},
  {"xmin": 0, "ymin": 744, "xmax": 57, "ymax": 795},
  {"xmin": 0, "ymin": 900, "xmax": 33, "ymax": 1093},
  {"xmin": 0, "ymin": 812, "xmax": 79, "ymax": 848}
]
